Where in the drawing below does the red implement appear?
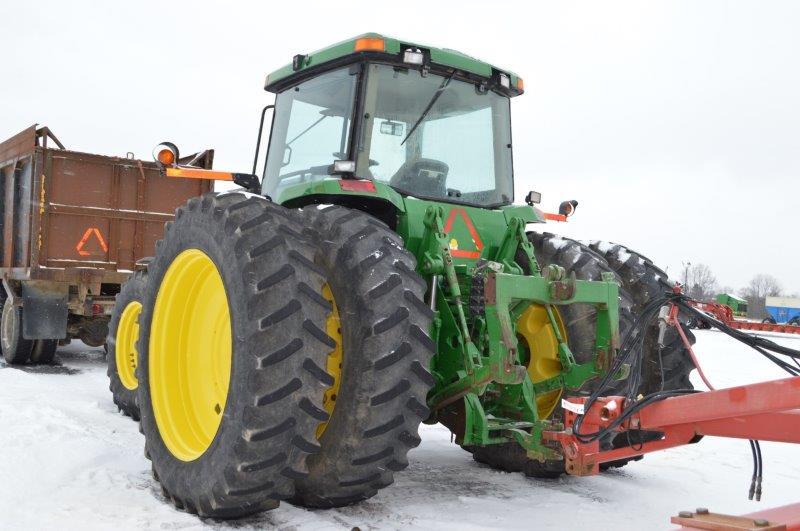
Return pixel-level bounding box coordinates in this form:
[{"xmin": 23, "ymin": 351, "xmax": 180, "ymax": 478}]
[
  {"xmin": 543, "ymin": 376, "xmax": 800, "ymax": 475},
  {"xmin": 688, "ymin": 300, "xmax": 800, "ymax": 335}
]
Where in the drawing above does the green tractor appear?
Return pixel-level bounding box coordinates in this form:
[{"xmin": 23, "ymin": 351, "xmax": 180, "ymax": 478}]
[{"xmin": 110, "ymin": 33, "xmax": 695, "ymax": 518}]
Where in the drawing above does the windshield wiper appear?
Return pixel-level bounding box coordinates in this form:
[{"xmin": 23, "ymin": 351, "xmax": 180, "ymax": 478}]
[
  {"xmin": 286, "ymin": 114, "xmax": 328, "ymax": 146},
  {"xmin": 400, "ymin": 72, "xmax": 454, "ymax": 146}
]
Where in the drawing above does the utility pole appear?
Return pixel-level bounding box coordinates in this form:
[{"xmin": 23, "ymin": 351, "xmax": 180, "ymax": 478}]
[{"xmin": 682, "ymin": 261, "xmax": 692, "ymax": 292}]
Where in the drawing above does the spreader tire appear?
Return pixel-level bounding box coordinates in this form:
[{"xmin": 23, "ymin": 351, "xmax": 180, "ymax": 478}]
[
  {"xmin": 471, "ymin": 233, "xmax": 635, "ymax": 477},
  {"xmin": 29, "ymin": 340, "xmax": 58, "ymax": 364},
  {"xmin": 291, "ymin": 206, "xmax": 435, "ymax": 508},
  {"xmin": 137, "ymin": 192, "xmax": 332, "ymax": 518},
  {"xmin": 1, "ymin": 297, "xmax": 34, "ymax": 365},
  {"xmin": 106, "ymin": 270, "xmax": 148, "ymax": 420}
]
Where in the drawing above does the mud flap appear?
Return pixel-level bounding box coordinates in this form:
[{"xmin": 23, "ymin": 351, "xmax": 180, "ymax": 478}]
[{"xmin": 22, "ymin": 281, "xmax": 68, "ymax": 339}]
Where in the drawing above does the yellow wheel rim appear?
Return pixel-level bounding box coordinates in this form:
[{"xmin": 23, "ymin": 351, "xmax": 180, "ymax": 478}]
[
  {"xmin": 116, "ymin": 300, "xmax": 142, "ymax": 391},
  {"xmin": 149, "ymin": 249, "xmax": 232, "ymax": 462},
  {"xmin": 316, "ymin": 284, "xmax": 342, "ymax": 439},
  {"xmin": 516, "ymin": 304, "xmax": 568, "ymax": 420}
]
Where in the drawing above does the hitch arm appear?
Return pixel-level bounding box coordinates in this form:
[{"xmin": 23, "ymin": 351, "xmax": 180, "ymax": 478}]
[{"xmin": 545, "ymin": 376, "xmax": 800, "ymax": 476}]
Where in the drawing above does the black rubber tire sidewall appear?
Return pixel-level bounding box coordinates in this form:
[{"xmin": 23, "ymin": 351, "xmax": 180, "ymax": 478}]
[
  {"xmin": 29, "ymin": 340, "xmax": 58, "ymax": 364},
  {"xmin": 137, "ymin": 193, "xmax": 332, "ymax": 518},
  {"xmin": 292, "ymin": 205, "xmax": 435, "ymax": 508},
  {"xmin": 2, "ymin": 297, "xmax": 33, "ymax": 365}
]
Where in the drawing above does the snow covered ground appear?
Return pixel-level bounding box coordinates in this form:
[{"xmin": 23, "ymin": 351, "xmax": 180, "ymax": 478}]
[{"xmin": 1, "ymin": 330, "xmax": 798, "ymax": 530}]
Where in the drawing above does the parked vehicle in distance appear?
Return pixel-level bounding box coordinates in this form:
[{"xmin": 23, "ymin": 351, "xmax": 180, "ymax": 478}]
[
  {"xmin": 0, "ymin": 125, "xmax": 213, "ymax": 364},
  {"xmin": 764, "ymin": 296, "xmax": 800, "ymax": 326},
  {"xmin": 715, "ymin": 293, "xmax": 747, "ymax": 317}
]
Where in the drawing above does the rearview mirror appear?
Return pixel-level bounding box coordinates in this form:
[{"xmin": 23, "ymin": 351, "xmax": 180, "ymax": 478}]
[
  {"xmin": 380, "ymin": 120, "xmax": 405, "ymax": 137},
  {"xmin": 232, "ymin": 173, "xmax": 261, "ymax": 194}
]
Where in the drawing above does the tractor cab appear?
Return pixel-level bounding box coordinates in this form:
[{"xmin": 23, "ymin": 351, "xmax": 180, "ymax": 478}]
[{"xmin": 261, "ymin": 34, "xmax": 523, "ymax": 210}]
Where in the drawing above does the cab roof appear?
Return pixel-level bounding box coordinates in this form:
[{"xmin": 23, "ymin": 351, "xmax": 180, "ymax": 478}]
[{"xmin": 264, "ymin": 33, "xmax": 523, "ymax": 95}]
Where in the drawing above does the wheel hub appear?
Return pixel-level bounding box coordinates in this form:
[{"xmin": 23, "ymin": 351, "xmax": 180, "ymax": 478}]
[
  {"xmin": 317, "ymin": 283, "xmax": 341, "ymax": 438},
  {"xmin": 516, "ymin": 304, "xmax": 568, "ymax": 419},
  {"xmin": 149, "ymin": 249, "xmax": 232, "ymax": 461},
  {"xmin": 116, "ymin": 300, "xmax": 141, "ymax": 391}
]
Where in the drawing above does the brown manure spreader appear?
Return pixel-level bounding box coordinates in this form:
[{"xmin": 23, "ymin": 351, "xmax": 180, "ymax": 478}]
[{"xmin": 0, "ymin": 125, "xmax": 212, "ymax": 415}]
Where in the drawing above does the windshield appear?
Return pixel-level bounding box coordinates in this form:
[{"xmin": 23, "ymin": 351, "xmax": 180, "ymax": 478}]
[
  {"xmin": 358, "ymin": 64, "xmax": 514, "ymax": 207},
  {"xmin": 263, "ymin": 67, "xmax": 357, "ymax": 199}
]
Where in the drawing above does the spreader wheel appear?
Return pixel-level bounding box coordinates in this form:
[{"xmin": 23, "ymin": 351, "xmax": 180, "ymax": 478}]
[
  {"xmin": 291, "ymin": 206, "xmax": 435, "ymax": 508},
  {"xmin": 136, "ymin": 192, "xmax": 332, "ymax": 518},
  {"xmin": 29, "ymin": 340, "xmax": 58, "ymax": 364},
  {"xmin": 1, "ymin": 297, "xmax": 34, "ymax": 365}
]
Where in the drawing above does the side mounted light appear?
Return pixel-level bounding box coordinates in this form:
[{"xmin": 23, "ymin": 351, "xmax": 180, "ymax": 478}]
[
  {"xmin": 525, "ymin": 190, "xmax": 542, "ymax": 205},
  {"xmin": 499, "ymin": 74, "xmax": 511, "ymax": 89},
  {"xmin": 331, "ymin": 160, "xmax": 356, "ymax": 174},
  {"xmin": 403, "ymin": 47, "xmax": 424, "ymax": 65},
  {"xmin": 153, "ymin": 142, "xmax": 179, "ymax": 166}
]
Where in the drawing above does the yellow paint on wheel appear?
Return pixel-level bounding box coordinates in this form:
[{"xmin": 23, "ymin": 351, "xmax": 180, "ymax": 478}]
[
  {"xmin": 316, "ymin": 284, "xmax": 341, "ymax": 439},
  {"xmin": 516, "ymin": 304, "xmax": 568, "ymax": 420},
  {"xmin": 116, "ymin": 300, "xmax": 142, "ymax": 391},
  {"xmin": 149, "ymin": 249, "xmax": 232, "ymax": 462}
]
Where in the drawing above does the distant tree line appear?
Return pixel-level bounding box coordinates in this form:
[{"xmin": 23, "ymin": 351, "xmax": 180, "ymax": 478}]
[{"xmin": 679, "ymin": 263, "xmax": 787, "ymax": 319}]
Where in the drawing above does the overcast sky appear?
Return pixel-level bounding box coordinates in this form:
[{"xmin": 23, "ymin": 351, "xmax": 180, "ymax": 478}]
[{"xmin": 3, "ymin": 1, "xmax": 799, "ymax": 294}]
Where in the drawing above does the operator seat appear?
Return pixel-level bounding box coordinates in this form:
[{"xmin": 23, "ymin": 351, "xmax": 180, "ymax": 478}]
[{"xmin": 389, "ymin": 158, "xmax": 449, "ymax": 198}]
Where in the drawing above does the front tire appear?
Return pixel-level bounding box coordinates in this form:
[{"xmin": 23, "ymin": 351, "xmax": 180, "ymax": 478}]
[{"xmin": 137, "ymin": 193, "xmax": 332, "ymax": 518}]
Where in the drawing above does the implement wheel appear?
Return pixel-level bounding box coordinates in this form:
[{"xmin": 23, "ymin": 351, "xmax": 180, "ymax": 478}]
[
  {"xmin": 137, "ymin": 193, "xmax": 332, "ymax": 518},
  {"xmin": 106, "ymin": 270, "xmax": 147, "ymax": 420},
  {"xmin": 292, "ymin": 206, "xmax": 435, "ymax": 508},
  {"xmin": 1, "ymin": 297, "xmax": 34, "ymax": 365}
]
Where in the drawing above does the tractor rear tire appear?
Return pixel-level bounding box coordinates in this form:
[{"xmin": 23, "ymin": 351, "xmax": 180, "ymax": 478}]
[
  {"xmin": 587, "ymin": 241, "xmax": 696, "ymax": 395},
  {"xmin": 106, "ymin": 270, "xmax": 148, "ymax": 420},
  {"xmin": 291, "ymin": 206, "xmax": 435, "ymax": 508},
  {"xmin": 137, "ymin": 192, "xmax": 332, "ymax": 518},
  {"xmin": 471, "ymin": 233, "xmax": 635, "ymax": 476},
  {"xmin": 1, "ymin": 297, "xmax": 34, "ymax": 365}
]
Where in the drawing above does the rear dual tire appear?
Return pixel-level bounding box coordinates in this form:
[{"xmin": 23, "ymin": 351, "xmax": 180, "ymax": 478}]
[
  {"xmin": 587, "ymin": 241, "xmax": 696, "ymax": 395},
  {"xmin": 471, "ymin": 233, "xmax": 695, "ymax": 477},
  {"xmin": 471, "ymin": 233, "xmax": 635, "ymax": 476},
  {"xmin": 137, "ymin": 192, "xmax": 333, "ymax": 518},
  {"xmin": 292, "ymin": 206, "xmax": 435, "ymax": 508}
]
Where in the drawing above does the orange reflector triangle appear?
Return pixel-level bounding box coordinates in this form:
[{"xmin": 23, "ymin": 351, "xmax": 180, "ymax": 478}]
[{"xmin": 76, "ymin": 227, "xmax": 108, "ymax": 257}]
